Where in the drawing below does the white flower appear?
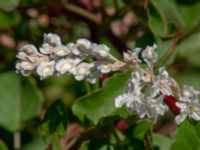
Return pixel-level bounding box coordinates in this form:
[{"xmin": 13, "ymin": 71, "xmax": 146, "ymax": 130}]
[
  {"xmin": 77, "ymin": 39, "xmax": 91, "ymax": 50},
  {"xmin": 92, "ymin": 44, "xmax": 110, "ymax": 58},
  {"xmin": 146, "ymin": 95, "xmax": 168, "ymax": 122},
  {"xmin": 67, "ymin": 43, "xmax": 80, "ymax": 55},
  {"xmin": 39, "ymin": 43, "xmax": 53, "ymax": 54},
  {"xmin": 55, "ymin": 58, "xmax": 81, "ymax": 75},
  {"xmin": 86, "ymin": 68, "xmax": 101, "ymax": 84},
  {"xmin": 36, "ymin": 60, "xmax": 55, "ymax": 79},
  {"xmin": 130, "ymin": 68, "xmax": 144, "ymax": 95},
  {"xmin": 15, "ymin": 62, "xmax": 33, "ymax": 76},
  {"xmin": 53, "ymin": 45, "xmax": 71, "ymax": 57},
  {"xmin": 131, "ymin": 68, "xmax": 144, "ymax": 82},
  {"xmin": 20, "ymin": 44, "xmax": 38, "ymax": 55},
  {"xmin": 152, "ymin": 67, "xmax": 173, "ymax": 96},
  {"xmin": 43, "ymin": 33, "xmax": 61, "ymax": 46},
  {"xmin": 142, "ymin": 44, "xmax": 158, "ymax": 68},
  {"xmin": 115, "ymin": 93, "xmax": 133, "ymax": 108},
  {"xmin": 179, "ymin": 85, "xmax": 200, "ymax": 103},
  {"xmin": 19, "ymin": 61, "xmax": 35, "ymax": 70},
  {"xmin": 17, "ymin": 44, "xmax": 44, "ymax": 63},
  {"xmin": 175, "ymin": 102, "xmax": 200, "ymax": 124},
  {"xmin": 175, "ymin": 102, "xmax": 187, "ymax": 125},
  {"xmin": 98, "ymin": 63, "xmax": 112, "ymax": 73},
  {"xmin": 125, "ymin": 94, "xmax": 144, "ymax": 111},
  {"xmin": 16, "ymin": 44, "xmax": 48, "ymax": 77},
  {"xmin": 112, "ymin": 61, "xmax": 126, "ymax": 71},
  {"xmin": 74, "ymin": 63, "xmax": 94, "ymax": 81},
  {"xmin": 123, "ymin": 48, "xmax": 142, "ymax": 63}
]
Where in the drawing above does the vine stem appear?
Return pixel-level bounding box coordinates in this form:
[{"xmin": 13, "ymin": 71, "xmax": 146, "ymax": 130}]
[
  {"xmin": 144, "ymin": 123, "xmax": 153, "ymax": 150},
  {"xmin": 155, "ymin": 32, "xmax": 185, "ymax": 68},
  {"xmin": 14, "ymin": 131, "xmax": 21, "ymax": 150},
  {"xmin": 62, "ymin": 2, "xmax": 101, "ymax": 25}
]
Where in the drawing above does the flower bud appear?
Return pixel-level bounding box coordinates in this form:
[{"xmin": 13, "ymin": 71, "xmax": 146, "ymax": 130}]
[
  {"xmin": 39, "ymin": 43, "xmax": 53, "ymax": 54},
  {"xmin": 43, "ymin": 33, "xmax": 61, "ymax": 46},
  {"xmin": 93, "ymin": 44, "xmax": 110, "ymax": 58},
  {"xmin": 77, "ymin": 39, "xmax": 91, "ymax": 50}
]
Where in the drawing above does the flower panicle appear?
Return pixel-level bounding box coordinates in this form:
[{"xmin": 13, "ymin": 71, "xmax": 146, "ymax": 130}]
[
  {"xmin": 115, "ymin": 44, "xmax": 200, "ymax": 125},
  {"xmin": 16, "ymin": 33, "xmax": 200, "ymax": 125},
  {"xmin": 16, "ymin": 33, "xmax": 126, "ymax": 82}
]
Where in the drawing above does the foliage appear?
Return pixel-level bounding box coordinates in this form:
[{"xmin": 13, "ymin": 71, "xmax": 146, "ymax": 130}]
[{"xmin": 0, "ymin": 0, "xmax": 200, "ymax": 149}]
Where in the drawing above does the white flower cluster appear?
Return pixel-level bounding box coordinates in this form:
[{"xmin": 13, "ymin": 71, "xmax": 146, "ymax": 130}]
[
  {"xmin": 16, "ymin": 33, "xmax": 126, "ymax": 83},
  {"xmin": 175, "ymin": 86, "xmax": 200, "ymax": 124},
  {"xmin": 115, "ymin": 45, "xmax": 200, "ymax": 124},
  {"xmin": 16, "ymin": 33, "xmax": 200, "ymax": 125}
]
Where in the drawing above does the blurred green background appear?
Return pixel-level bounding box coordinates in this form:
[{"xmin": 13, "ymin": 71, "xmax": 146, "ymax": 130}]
[{"xmin": 0, "ymin": 0, "xmax": 200, "ymax": 149}]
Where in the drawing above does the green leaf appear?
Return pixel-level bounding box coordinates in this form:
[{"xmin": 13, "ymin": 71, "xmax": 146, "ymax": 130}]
[
  {"xmin": 22, "ymin": 137, "xmax": 46, "ymax": 150},
  {"xmin": 172, "ymin": 71, "xmax": 200, "ymax": 90},
  {"xmin": 146, "ymin": 0, "xmax": 169, "ymax": 37},
  {"xmin": 0, "ymin": 72, "xmax": 42, "ymax": 132},
  {"xmin": 176, "ymin": 32, "xmax": 200, "ymax": 68},
  {"xmin": 124, "ymin": 119, "xmax": 151, "ymax": 149},
  {"xmin": 153, "ymin": 133, "xmax": 173, "ymax": 150},
  {"xmin": 72, "ymin": 71, "xmax": 131, "ymax": 124},
  {"xmin": 177, "ymin": 1, "xmax": 200, "ymax": 29},
  {"xmin": 0, "ymin": 139, "xmax": 8, "ymax": 150},
  {"xmin": 152, "ymin": 0, "xmax": 200, "ymax": 29},
  {"xmin": 171, "ymin": 121, "xmax": 200, "ymax": 150},
  {"xmin": 41, "ymin": 100, "xmax": 68, "ymax": 142},
  {"xmin": 133, "ymin": 119, "xmax": 151, "ymax": 140},
  {"xmin": 156, "ymin": 38, "xmax": 176, "ymax": 66},
  {"xmin": 0, "ymin": 11, "xmax": 20, "ymax": 29},
  {"xmin": 0, "ymin": 0, "xmax": 19, "ymax": 10},
  {"xmin": 153, "ymin": 0, "xmax": 185, "ymax": 29}
]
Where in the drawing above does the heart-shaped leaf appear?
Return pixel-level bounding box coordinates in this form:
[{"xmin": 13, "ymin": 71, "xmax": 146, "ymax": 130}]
[
  {"xmin": 72, "ymin": 71, "xmax": 131, "ymax": 124},
  {"xmin": 171, "ymin": 121, "xmax": 200, "ymax": 150},
  {"xmin": 0, "ymin": 72, "xmax": 42, "ymax": 132}
]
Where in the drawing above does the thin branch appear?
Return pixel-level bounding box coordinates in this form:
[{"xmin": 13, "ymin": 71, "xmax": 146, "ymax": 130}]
[
  {"xmin": 62, "ymin": 2, "xmax": 101, "ymax": 25},
  {"xmin": 144, "ymin": 131, "xmax": 153, "ymax": 150},
  {"xmin": 155, "ymin": 32, "xmax": 185, "ymax": 68},
  {"xmin": 144, "ymin": 124, "xmax": 153, "ymax": 150}
]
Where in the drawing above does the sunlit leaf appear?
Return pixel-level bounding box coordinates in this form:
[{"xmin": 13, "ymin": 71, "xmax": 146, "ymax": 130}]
[
  {"xmin": 171, "ymin": 121, "xmax": 200, "ymax": 150},
  {"xmin": 133, "ymin": 119, "xmax": 151, "ymax": 140},
  {"xmin": 176, "ymin": 31, "xmax": 200, "ymax": 68},
  {"xmin": 72, "ymin": 71, "xmax": 131, "ymax": 124},
  {"xmin": 0, "ymin": 72, "xmax": 42, "ymax": 132},
  {"xmin": 153, "ymin": 133, "xmax": 172, "ymax": 150}
]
